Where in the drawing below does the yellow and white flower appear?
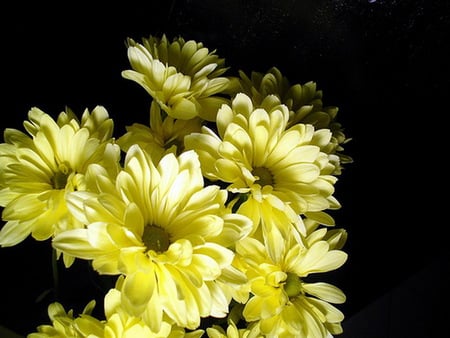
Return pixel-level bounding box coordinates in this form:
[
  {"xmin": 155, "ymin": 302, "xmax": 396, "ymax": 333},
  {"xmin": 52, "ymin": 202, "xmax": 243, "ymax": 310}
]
[
  {"xmin": 206, "ymin": 320, "xmax": 262, "ymax": 338},
  {"xmin": 93, "ymin": 285, "xmax": 204, "ymax": 338},
  {"xmin": 122, "ymin": 34, "xmax": 235, "ymax": 121},
  {"xmin": 27, "ymin": 300, "xmax": 103, "ymax": 338},
  {"xmin": 0, "ymin": 106, "xmax": 120, "ymax": 267},
  {"xmin": 53, "ymin": 146, "xmax": 252, "ymax": 331},
  {"xmin": 27, "ymin": 288, "xmax": 205, "ymax": 338},
  {"xmin": 24, "ymin": 105, "xmax": 115, "ymax": 143},
  {"xmin": 185, "ymin": 93, "xmax": 340, "ymax": 239},
  {"xmin": 238, "ymin": 67, "xmax": 352, "ymax": 175},
  {"xmin": 236, "ymin": 228, "xmax": 347, "ymax": 338}
]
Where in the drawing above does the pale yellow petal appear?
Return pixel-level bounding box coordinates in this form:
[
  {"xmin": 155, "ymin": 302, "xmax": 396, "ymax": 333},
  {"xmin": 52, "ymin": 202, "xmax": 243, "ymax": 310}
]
[
  {"xmin": 306, "ymin": 296, "xmax": 345, "ymax": 322},
  {"xmin": 0, "ymin": 220, "xmax": 33, "ymax": 246},
  {"xmin": 169, "ymin": 97, "xmax": 198, "ymax": 120},
  {"xmin": 296, "ymin": 242, "xmax": 347, "ymax": 276},
  {"xmin": 215, "ymin": 158, "xmax": 244, "ymax": 182},
  {"xmin": 302, "ymin": 282, "xmax": 346, "ymax": 304},
  {"xmin": 197, "ymin": 96, "xmax": 229, "ymax": 121},
  {"xmin": 52, "ymin": 229, "xmax": 101, "ymax": 260},
  {"xmin": 122, "ymin": 270, "xmax": 156, "ymax": 315}
]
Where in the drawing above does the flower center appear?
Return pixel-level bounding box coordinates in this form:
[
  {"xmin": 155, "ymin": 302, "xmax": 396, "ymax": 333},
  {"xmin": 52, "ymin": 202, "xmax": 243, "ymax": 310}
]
[
  {"xmin": 142, "ymin": 225, "xmax": 171, "ymax": 252},
  {"xmin": 284, "ymin": 272, "xmax": 303, "ymax": 298},
  {"xmin": 52, "ymin": 163, "xmax": 72, "ymax": 189},
  {"xmin": 253, "ymin": 166, "xmax": 273, "ymax": 186}
]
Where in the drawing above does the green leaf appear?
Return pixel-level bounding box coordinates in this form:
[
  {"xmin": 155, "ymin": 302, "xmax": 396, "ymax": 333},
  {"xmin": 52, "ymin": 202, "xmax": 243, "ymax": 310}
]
[{"xmin": 0, "ymin": 325, "xmax": 24, "ymax": 338}]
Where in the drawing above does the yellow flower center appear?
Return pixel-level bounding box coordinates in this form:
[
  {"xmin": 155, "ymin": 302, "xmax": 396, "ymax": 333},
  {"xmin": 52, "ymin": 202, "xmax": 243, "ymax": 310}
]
[
  {"xmin": 52, "ymin": 163, "xmax": 72, "ymax": 189},
  {"xmin": 252, "ymin": 167, "xmax": 273, "ymax": 186},
  {"xmin": 284, "ymin": 273, "xmax": 303, "ymax": 298},
  {"xmin": 142, "ymin": 225, "xmax": 171, "ymax": 252}
]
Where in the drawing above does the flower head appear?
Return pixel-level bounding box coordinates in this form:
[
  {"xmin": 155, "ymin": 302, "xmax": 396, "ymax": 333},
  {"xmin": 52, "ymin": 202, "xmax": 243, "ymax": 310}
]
[
  {"xmin": 185, "ymin": 93, "xmax": 340, "ymax": 239},
  {"xmin": 98, "ymin": 286, "xmax": 204, "ymax": 338},
  {"xmin": 236, "ymin": 229, "xmax": 347, "ymax": 337},
  {"xmin": 238, "ymin": 67, "xmax": 352, "ymax": 174},
  {"xmin": 27, "ymin": 300, "xmax": 103, "ymax": 338},
  {"xmin": 206, "ymin": 320, "xmax": 262, "ymax": 338},
  {"xmin": 53, "ymin": 147, "xmax": 252, "ymax": 331},
  {"xmin": 27, "ymin": 289, "xmax": 206, "ymax": 338},
  {"xmin": 0, "ymin": 106, "xmax": 120, "ymax": 266},
  {"xmin": 122, "ymin": 34, "xmax": 234, "ymax": 121},
  {"xmin": 24, "ymin": 105, "xmax": 115, "ymax": 143}
]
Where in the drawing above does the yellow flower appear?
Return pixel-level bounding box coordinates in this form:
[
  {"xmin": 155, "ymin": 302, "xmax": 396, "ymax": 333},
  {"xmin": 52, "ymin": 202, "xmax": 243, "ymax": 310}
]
[
  {"xmin": 27, "ymin": 300, "xmax": 103, "ymax": 338},
  {"xmin": 28, "ymin": 288, "xmax": 205, "ymax": 338},
  {"xmin": 117, "ymin": 101, "xmax": 202, "ymax": 161},
  {"xmin": 185, "ymin": 93, "xmax": 340, "ymax": 239},
  {"xmin": 95, "ymin": 285, "xmax": 204, "ymax": 338},
  {"xmin": 24, "ymin": 105, "xmax": 115, "ymax": 143},
  {"xmin": 238, "ymin": 67, "xmax": 352, "ymax": 175},
  {"xmin": 206, "ymin": 320, "xmax": 262, "ymax": 338},
  {"xmin": 0, "ymin": 106, "xmax": 120, "ymax": 267},
  {"xmin": 53, "ymin": 147, "xmax": 252, "ymax": 331},
  {"xmin": 236, "ymin": 229, "xmax": 347, "ymax": 338},
  {"xmin": 122, "ymin": 34, "xmax": 234, "ymax": 121}
]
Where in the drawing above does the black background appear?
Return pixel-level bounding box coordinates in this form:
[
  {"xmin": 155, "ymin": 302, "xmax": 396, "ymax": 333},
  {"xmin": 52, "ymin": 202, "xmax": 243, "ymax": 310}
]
[{"xmin": 1, "ymin": 0, "xmax": 449, "ymax": 336}]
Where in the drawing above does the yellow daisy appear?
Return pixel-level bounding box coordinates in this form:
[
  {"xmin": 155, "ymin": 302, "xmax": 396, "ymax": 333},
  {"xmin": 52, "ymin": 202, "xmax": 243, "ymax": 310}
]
[
  {"xmin": 53, "ymin": 146, "xmax": 252, "ymax": 331},
  {"xmin": 24, "ymin": 105, "xmax": 114, "ymax": 143},
  {"xmin": 122, "ymin": 34, "xmax": 235, "ymax": 121},
  {"xmin": 117, "ymin": 101, "xmax": 202, "ymax": 161},
  {"xmin": 28, "ymin": 288, "xmax": 205, "ymax": 338},
  {"xmin": 238, "ymin": 67, "xmax": 352, "ymax": 175},
  {"xmin": 235, "ymin": 228, "xmax": 347, "ymax": 338},
  {"xmin": 206, "ymin": 320, "xmax": 262, "ymax": 338},
  {"xmin": 91, "ymin": 285, "xmax": 204, "ymax": 338},
  {"xmin": 0, "ymin": 106, "xmax": 120, "ymax": 267},
  {"xmin": 27, "ymin": 300, "xmax": 103, "ymax": 338},
  {"xmin": 184, "ymin": 93, "xmax": 340, "ymax": 239}
]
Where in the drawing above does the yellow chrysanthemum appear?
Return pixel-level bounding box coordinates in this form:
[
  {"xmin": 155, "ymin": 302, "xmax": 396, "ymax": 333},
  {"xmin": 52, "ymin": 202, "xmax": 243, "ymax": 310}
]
[
  {"xmin": 27, "ymin": 300, "xmax": 103, "ymax": 338},
  {"xmin": 0, "ymin": 106, "xmax": 120, "ymax": 266},
  {"xmin": 23, "ymin": 105, "xmax": 115, "ymax": 143},
  {"xmin": 122, "ymin": 34, "xmax": 235, "ymax": 121},
  {"xmin": 185, "ymin": 93, "xmax": 340, "ymax": 239},
  {"xmin": 238, "ymin": 67, "xmax": 352, "ymax": 175},
  {"xmin": 117, "ymin": 101, "xmax": 202, "ymax": 161},
  {"xmin": 206, "ymin": 320, "xmax": 262, "ymax": 338},
  {"xmin": 90, "ymin": 285, "xmax": 205, "ymax": 338},
  {"xmin": 53, "ymin": 146, "xmax": 252, "ymax": 331},
  {"xmin": 28, "ymin": 288, "xmax": 205, "ymax": 338},
  {"xmin": 235, "ymin": 229, "xmax": 347, "ymax": 338}
]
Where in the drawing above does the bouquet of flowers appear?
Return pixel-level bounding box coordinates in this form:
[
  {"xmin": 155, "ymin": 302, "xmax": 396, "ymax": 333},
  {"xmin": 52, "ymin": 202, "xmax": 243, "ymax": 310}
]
[{"xmin": 0, "ymin": 34, "xmax": 352, "ymax": 337}]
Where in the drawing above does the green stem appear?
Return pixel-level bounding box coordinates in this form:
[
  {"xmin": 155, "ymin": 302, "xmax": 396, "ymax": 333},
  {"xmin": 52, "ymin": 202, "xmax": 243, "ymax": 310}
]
[{"xmin": 52, "ymin": 248, "xmax": 59, "ymax": 299}]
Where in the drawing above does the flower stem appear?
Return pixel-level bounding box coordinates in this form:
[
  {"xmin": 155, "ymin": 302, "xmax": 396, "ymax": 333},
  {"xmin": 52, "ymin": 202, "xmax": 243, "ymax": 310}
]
[{"xmin": 52, "ymin": 248, "xmax": 59, "ymax": 299}]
